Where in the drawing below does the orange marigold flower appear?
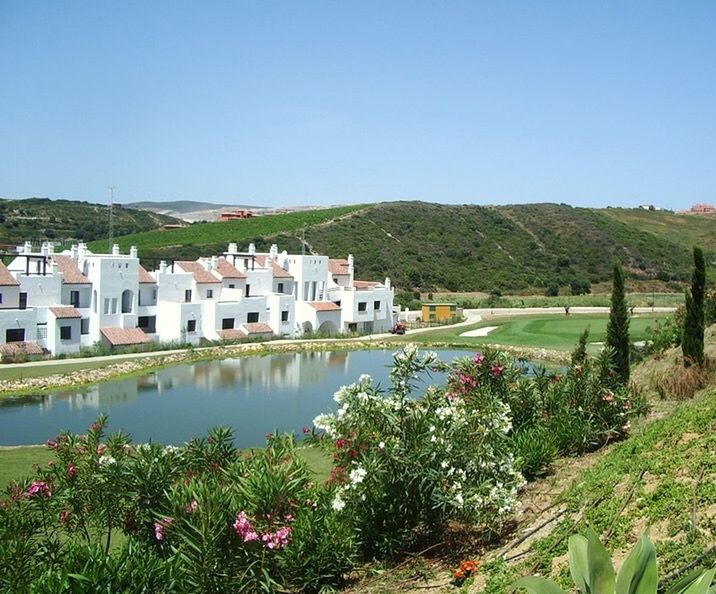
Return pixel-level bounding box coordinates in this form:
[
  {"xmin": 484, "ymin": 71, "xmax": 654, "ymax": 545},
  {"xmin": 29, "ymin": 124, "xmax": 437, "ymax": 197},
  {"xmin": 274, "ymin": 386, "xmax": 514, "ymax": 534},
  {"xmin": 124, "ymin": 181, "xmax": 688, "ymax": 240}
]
[
  {"xmin": 460, "ymin": 560, "xmax": 477, "ymax": 573},
  {"xmin": 454, "ymin": 568, "xmax": 465, "ymax": 580}
]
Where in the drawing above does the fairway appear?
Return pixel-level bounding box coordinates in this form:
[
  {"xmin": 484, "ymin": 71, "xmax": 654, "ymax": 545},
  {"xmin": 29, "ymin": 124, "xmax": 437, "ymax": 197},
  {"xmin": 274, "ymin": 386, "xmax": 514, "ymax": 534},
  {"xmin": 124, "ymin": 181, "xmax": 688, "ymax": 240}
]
[{"xmin": 408, "ymin": 313, "xmax": 667, "ymax": 351}]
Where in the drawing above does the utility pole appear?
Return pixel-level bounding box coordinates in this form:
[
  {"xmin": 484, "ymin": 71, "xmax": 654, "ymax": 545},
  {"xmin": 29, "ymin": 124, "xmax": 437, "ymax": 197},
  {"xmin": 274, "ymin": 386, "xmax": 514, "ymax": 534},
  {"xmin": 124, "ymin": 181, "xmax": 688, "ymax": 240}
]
[{"xmin": 108, "ymin": 185, "xmax": 115, "ymax": 250}]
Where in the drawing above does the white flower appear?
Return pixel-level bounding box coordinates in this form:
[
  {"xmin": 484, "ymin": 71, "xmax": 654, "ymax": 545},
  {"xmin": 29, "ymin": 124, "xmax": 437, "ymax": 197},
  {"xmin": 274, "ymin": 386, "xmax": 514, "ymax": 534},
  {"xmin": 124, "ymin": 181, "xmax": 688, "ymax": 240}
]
[
  {"xmin": 430, "ymin": 434, "xmax": 437, "ymax": 443},
  {"xmin": 358, "ymin": 374, "xmax": 372, "ymax": 384},
  {"xmin": 455, "ymin": 493, "xmax": 464, "ymax": 508},
  {"xmin": 349, "ymin": 467, "xmax": 367, "ymax": 486},
  {"xmin": 440, "ymin": 460, "xmax": 449, "ymax": 469},
  {"xmin": 337, "ymin": 406, "xmax": 348, "ymax": 417},
  {"xmin": 429, "ymin": 425, "xmax": 435, "ymax": 433},
  {"xmin": 332, "ymin": 492, "xmax": 346, "ymax": 512},
  {"xmin": 378, "ymin": 441, "xmax": 385, "ymax": 450},
  {"xmin": 99, "ymin": 455, "xmax": 116, "ymax": 466},
  {"xmin": 333, "ymin": 386, "xmax": 349, "ymax": 404}
]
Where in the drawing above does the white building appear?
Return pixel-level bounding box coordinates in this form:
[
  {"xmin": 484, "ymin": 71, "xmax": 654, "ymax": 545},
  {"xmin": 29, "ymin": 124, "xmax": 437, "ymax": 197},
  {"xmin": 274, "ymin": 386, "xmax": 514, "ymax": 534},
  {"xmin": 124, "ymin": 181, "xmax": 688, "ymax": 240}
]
[{"xmin": 0, "ymin": 241, "xmax": 396, "ymax": 358}]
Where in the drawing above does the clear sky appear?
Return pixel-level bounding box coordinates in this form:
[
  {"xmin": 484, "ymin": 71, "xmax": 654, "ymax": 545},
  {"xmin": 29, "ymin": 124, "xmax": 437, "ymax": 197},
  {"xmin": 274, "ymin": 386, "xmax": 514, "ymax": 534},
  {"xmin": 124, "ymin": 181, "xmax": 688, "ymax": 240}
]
[{"xmin": 1, "ymin": 1, "xmax": 714, "ymax": 209}]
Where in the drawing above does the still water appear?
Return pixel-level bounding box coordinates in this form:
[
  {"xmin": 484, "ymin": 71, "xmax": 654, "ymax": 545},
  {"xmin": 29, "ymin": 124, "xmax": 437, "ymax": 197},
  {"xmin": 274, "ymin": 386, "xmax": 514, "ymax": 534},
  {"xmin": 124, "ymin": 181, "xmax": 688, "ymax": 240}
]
[{"xmin": 0, "ymin": 349, "xmax": 478, "ymax": 448}]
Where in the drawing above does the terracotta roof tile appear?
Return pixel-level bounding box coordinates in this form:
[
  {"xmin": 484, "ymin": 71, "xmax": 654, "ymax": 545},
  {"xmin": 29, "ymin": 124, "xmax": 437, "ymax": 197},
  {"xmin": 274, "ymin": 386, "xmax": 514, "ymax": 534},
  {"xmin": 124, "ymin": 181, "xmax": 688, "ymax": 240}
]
[
  {"xmin": 308, "ymin": 301, "xmax": 341, "ymax": 311},
  {"xmin": 353, "ymin": 280, "xmax": 380, "ymax": 290},
  {"xmin": 100, "ymin": 327, "xmax": 151, "ymax": 346},
  {"xmin": 138, "ymin": 265, "xmax": 156, "ymax": 284},
  {"xmin": 52, "ymin": 255, "xmax": 90, "ymax": 284},
  {"xmin": 0, "ymin": 341, "xmax": 44, "ymax": 356},
  {"xmin": 240, "ymin": 322, "xmax": 274, "ymax": 335},
  {"xmin": 215, "ymin": 257, "xmax": 246, "ymax": 280},
  {"xmin": 254, "ymin": 255, "xmax": 293, "ymax": 278},
  {"xmin": 50, "ymin": 307, "xmax": 82, "ymax": 319},
  {"xmin": 0, "ymin": 261, "xmax": 19, "ymax": 286},
  {"xmin": 217, "ymin": 329, "xmax": 244, "ymax": 340},
  {"xmin": 176, "ymin": 261, "xmax": 221, "ymax": 284},
  {"xmin": 328, "ymin": 259, "xmax": 350, "ymax": 275}
]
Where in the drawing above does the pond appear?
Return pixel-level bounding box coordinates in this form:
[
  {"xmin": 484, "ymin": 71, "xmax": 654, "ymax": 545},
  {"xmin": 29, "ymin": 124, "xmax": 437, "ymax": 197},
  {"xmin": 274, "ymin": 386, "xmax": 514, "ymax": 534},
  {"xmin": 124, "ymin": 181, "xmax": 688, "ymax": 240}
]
[{"xmin": 0, "ymin": 348, "xmax": 487, "ymax": 448}]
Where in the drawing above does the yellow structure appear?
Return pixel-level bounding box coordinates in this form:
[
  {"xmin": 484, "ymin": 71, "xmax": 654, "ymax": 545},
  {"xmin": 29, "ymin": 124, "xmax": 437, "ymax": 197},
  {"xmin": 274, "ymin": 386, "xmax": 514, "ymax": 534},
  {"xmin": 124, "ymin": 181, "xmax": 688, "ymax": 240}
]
[{"xmin": 421, "ymin": 303, "xmax": 459, "ymax": 322}]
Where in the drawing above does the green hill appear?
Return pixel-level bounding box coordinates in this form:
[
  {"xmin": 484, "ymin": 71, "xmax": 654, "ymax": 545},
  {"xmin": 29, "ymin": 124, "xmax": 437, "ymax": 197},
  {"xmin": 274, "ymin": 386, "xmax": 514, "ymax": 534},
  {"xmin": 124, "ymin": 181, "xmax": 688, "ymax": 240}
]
[
  {"xmin": 0, "ymin": 197, "xmax": 180, "ymax": 249},
  {"xmin": 99, "ymin": 201, "xmax": 716, "ymax": 292}
]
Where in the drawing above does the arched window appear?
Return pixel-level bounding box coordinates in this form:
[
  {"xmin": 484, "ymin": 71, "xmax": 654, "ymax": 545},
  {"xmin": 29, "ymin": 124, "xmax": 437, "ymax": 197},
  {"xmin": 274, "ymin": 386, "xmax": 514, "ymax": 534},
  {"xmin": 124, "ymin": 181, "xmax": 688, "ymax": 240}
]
[{"xmin": 121, "ymin": 289, "xmax": 133, "ymax": 314}]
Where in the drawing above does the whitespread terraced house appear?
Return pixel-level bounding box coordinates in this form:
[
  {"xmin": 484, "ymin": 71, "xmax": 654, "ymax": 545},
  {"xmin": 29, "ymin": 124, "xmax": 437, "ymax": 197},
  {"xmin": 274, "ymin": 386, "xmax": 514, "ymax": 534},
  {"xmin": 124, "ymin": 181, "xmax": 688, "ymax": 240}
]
[{"xmin": 0, "ymin": 241, "xmax": 396, "ymax": 357}]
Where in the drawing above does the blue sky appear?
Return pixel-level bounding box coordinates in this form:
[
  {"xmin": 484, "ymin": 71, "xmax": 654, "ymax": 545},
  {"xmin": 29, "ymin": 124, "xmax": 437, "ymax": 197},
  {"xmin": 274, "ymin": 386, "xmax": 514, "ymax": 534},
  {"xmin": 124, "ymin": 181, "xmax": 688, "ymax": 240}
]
[{"xmin": 1, "ymin": 1, "xmax": 714, "ymax": 209}]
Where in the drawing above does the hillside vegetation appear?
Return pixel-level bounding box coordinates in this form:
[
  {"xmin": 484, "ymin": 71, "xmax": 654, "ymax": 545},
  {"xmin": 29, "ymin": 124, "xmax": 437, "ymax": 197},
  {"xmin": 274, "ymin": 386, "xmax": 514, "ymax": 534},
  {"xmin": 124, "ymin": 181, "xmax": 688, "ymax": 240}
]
[
  {"xmin": 104, "ymin": 201, "xmax": 716, "ymax": 291},
  {"xmin": 0, "ymin": 198, "xmax": 179, "ymax": 249}
]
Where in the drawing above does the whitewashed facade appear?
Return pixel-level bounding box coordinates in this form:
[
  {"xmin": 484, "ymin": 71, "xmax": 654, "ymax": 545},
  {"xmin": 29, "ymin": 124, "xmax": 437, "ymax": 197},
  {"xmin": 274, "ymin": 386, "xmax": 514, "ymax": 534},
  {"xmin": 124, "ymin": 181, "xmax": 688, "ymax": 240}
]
[{"xmin": 0, "ymin": 241, "xmax": 396, "ymax": 357}]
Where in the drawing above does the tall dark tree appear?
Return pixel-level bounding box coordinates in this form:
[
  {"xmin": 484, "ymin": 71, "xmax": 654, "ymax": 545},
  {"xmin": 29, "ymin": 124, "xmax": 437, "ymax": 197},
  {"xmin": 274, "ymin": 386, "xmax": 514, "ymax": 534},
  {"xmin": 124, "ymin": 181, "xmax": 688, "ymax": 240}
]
[
  {"xmin": 682, "ymin": 246, "xmax": 706, "ymax": 366},
  {"xmin": 606, "ymin": 260, "xmax": 630, "ymax": 384}
]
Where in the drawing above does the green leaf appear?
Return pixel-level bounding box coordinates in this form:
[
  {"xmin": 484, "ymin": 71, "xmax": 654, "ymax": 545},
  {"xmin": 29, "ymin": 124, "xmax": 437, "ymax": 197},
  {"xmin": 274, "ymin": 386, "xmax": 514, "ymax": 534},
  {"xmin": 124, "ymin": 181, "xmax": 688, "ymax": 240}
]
[
  {"xmin": 616, "ymin": 532, "xmax": 657, "ymax": 594},
  {"xmin": 569, "ymin": 534, "xmax": 591, "ymax": 593},
  {"xmin": 587, "ymin": 527, "xmax": 615, "ymax": 594},
  {"xmin": 510, "ymin": 576, "xmax": 569, "ymax": 594},
  {"xmin": 678, "ymin": 569, "xmax": 716, "ymax": 594}
]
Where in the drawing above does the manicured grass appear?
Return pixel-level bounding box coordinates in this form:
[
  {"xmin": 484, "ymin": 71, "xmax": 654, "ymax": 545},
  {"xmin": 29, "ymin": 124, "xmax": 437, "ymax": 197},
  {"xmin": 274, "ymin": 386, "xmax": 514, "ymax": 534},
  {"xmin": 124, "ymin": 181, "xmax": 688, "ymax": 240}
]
[
  {"xmin": 91, "ymin": 204, "xmax": 366, "ymax": 253},
  {"xmin": 435, "ymin": 292, "xmax": 684, "ymax": 309},
  {"xmin": 405, "ymin": 313, "xmax": 668, "ymax": 351},
  {"xmin": 0, "ymin": 445, "xmax": 331, "ymax": 493},
  {"xmin": 0, "ymin": 357, "xmax": 149, "ymax": 382},
  {"xmin": 0, "ymin": 446, "xmax": 54, "ymax": 491}
]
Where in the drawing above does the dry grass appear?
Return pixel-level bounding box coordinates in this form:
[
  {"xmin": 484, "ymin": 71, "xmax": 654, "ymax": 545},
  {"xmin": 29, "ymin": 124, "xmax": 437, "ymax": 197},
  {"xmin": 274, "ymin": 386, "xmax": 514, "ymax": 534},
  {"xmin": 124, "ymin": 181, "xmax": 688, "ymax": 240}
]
[{"xmin": 650, "ymin": 357, "xmax": 715, "ymax": 400}]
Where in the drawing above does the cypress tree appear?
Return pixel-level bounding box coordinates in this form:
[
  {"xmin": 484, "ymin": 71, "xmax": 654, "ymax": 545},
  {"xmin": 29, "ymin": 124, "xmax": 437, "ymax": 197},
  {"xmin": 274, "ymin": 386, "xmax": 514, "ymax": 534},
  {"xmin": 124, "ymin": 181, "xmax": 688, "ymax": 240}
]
[
  {"xmin": 571, "ymin": 327, "xmax": 589, "ymax": 366},
  {"xmin": 606, "ymin": 260, "xmax": 630, "ymax": 384},
  {"xmin": 682, "ymin": 246, "xmax": 706, "ymax": 366}
]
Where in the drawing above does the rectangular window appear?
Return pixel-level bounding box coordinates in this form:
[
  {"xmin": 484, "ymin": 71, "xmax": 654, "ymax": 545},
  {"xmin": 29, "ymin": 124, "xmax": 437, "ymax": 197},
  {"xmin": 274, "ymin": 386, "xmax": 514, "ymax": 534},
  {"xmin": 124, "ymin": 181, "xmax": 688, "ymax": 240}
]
[
  {"xmin": 111, "ymin": 298, "xmax": 118, "ymax": 314},
  {"xmin": 60, "ymin": 326, "xmax": 72, "ymax": 340},
  {"xmin": 429, "ymin": 314, "xmax": 436, "ymax": 321},
  {"xmin": 374, "ymin": 300, "xmax": 381, "ymax": 310},
  {"xmin": 36, "ymin": 323, "xmax": 47, "ymax": 340},
  {"xmin": 245, "ymin": 284, "xmax": 250, "ymax": 297},
  {"xmin": 0, "ymin": 293, "xmax": 3, "ymax": 304},
  {"xmin": 450, "ymin": 305, "xmax": 457, "ymax": 312},
  {"xmin": 277, "ymin": 282, "xmax": 284, "ymax": 293},
  {"xmin": 138, "ymin": 291, "xmax": 142, "ymax": 306},
  {"xmin": 103, "ymin": 298, "xmax": 110, "ymax": 315},
  {"xmin": 81, "ymin": 318, "xmax": 90, "ymax": 335},
  {"xmin": 137, "ymin": 316, "xmax": 156, "ymax": 333},
  {"xmin": 222, "ymin": 317, "xmax": 234, "ymax": 330},
  {"xmin": 358, "ymin": 302, "xmax": 367, "ymax": 312},
  {"xmin": 152, "ymin": 288, "xmax": 157, "ymax": 300},
  {"xmin": 19, "ymin": 293, "xmax": 27, "ymax": 310},
  {"xmin": 70, "ymin": 290, "xmax": 80, "ymax": 307},
  {"xmin": 281, "ymin": 310, "xmax": 289, "ymax": 322},
  {"xmin": 187, "ymin": 319, "xmax": 196, "ymax": 333},
  {"xmin": 207, "ymin": 289, "xmax": 213, "ymax": 299},
  {"xmin": 6, "ymin": 328, "xmax": 24, "ymax": 342},
  {"xmin": 247, "ymin": 312, "xmax": 260, "ymax": 323},
  {"xmin": 228, "ymin": 283, "xmax": 235, "ymax": 289},
  {"xmin": 429, "ymin": 305, "xmax": 436, "ymax": 311},
  {"xmin": 185, "ymin": 289, "xmax": 192, "ymax": 302}
]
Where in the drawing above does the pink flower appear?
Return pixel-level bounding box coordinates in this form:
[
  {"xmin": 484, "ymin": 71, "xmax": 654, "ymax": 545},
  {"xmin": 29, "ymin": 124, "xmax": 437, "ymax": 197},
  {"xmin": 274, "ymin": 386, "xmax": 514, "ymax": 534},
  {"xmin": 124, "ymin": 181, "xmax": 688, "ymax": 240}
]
[
  {"xmin": 154, "ymin": 522, "xmax": 164, "ymax": 541},
  {"xmin": 67, "ymin": 464, "xmax": 77, "ymax": 478},
  {"xmin": 26, "ymin": 481, "xmax": 51, "ymax": 499},
  {"xmin": 46, "ymin": 439, "xmax": 57, "ymax": 450},
  {"xmin": 262, "ymin": 526, "xmax": 292, "ymax": 549},
  {"xmin": 490, "ymin": 363, "xmax": 504, "ymax": 378},
  {"xmin": 90, "ymin": 422, "xmax": 101, "ymax": 432},
  {"xmin": 602, "ymin": 391, "xmax": 615, "ymax": 403},
  {"xmin": 96, "ymin": 444, "xmax": 107, "ymax": 456},
  {"xmin": 284, "ymin": 513, "xmax": 294, "ymax": 522},
  {"xmin": 234, "ymin": 511, "xmax": 260, "ymax": 542},
  {"xmin": 60, "ymin": 510, "xmax": 71, "ymax": 526},
  {"xmin": 473, "ymin": 353, "xmax": 485, "ymax": 365},
  {"xmin": 302, "ymin": 427, "xmax": 311, "ymax": 434},
  {"xmin": 186, "ymin": 500, "xmax": 198, "ymax": 513}
]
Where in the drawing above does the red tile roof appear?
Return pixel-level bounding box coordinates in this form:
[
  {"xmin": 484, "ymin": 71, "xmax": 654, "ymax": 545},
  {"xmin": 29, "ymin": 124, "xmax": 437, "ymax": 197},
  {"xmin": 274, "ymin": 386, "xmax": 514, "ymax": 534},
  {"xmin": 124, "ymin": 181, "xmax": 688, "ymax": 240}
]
[
  {"xmin": 308, "ymin": 301, "xmax": 341, "ymax": 311},
  {"xmin": 100, "ymin": 327, "xmax": 151, "ymax": 346},
  {"xmin": 53, "ymin": 255, "xmax": 90, "ymax": 284},
  {"xmin": 254, "ymin": 255, "xmax": 293, "ymax": 278},
  {"xmin": 240, "ymin": 322, "xmax": 274, "ymax": 335},
  {"xmin": 328, "ymin": 259, "xmax": 350, "ymax": 275},
  {"xmin": 50, "ymin": 307, "xmax": 82, "ymax": 319},
  {"xmin": 138, "ymin": 265, "xmax": 156, "ymax": 284},
  {"xmin": 0, "ymin": 341, "xmax": 44, "ymax": 356},
  {"xmin": 215, "ymin": 257, "xmax": 246, "ymax": 280},
  {"xmin": 217, "ymin": 329, "xmax": 244, "ymax": 340},
  {"xmin": 0, "ymin": 261, "xmax": 19, "ymax": 286},
  {"xmin": 353, "ymin": 280, "xmax": 380, "ymax": 290},
  {"xmin": 176, "ymin": 261, "xmax": 221, "ymax": 284}
]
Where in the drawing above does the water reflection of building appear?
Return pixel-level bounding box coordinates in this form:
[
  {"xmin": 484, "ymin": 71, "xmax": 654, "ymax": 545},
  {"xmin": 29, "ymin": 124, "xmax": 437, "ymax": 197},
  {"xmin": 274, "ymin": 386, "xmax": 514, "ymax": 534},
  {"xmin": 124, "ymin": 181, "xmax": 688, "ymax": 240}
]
[{"xmin": 145, "ymin": 351, "xmax": 350, "ymax": 394}]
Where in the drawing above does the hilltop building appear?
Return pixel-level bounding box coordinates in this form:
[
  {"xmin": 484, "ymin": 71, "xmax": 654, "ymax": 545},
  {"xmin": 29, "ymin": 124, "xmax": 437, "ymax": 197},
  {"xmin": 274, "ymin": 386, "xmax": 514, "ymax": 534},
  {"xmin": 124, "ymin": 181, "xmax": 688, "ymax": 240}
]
[
  {"xmin": 677, "ymin": 203, "xmax": 716, "ymax": 215},
  {"xmin": 0, "ymin": 241, "xmax": 396, "ymax": 357}
]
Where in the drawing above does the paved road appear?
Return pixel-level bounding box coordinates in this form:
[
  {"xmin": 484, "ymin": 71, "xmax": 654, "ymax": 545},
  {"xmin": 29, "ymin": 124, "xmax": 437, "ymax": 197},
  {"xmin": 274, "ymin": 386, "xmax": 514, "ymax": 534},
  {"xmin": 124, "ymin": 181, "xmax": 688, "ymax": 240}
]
[{"xmin": 0, "ymin": 306, "xmax": 674, "ymax": 372}]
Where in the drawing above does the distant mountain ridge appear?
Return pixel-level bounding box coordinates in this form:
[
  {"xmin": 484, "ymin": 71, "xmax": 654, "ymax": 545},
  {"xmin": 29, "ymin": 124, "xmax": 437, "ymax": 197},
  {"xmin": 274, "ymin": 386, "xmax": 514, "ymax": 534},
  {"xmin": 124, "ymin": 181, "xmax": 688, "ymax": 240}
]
[
  {"xmin": 125, "ymin": 200, "xmax": 265, "ymax": 214},
  {"xmin": 0, "ymin": 197, "xmax": 181, "ymax": 248},
  {"xmin": 102, "ymin": 200, "xmax": 716, "ymax": 292}
]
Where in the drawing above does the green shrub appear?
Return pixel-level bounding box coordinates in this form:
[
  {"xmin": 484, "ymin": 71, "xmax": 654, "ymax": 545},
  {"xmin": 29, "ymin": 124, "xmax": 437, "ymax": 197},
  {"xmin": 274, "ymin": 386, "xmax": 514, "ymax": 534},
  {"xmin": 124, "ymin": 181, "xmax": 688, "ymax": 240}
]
[{"xmin": 512, "ymin": 425, "xmax": 558, "ymax": 480}]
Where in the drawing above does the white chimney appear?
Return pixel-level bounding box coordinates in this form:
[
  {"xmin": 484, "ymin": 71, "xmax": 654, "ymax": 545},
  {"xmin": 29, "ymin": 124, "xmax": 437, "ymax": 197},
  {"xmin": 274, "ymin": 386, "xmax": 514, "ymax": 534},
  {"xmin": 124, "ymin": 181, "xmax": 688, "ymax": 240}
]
[
  {"xmin": 210, "ymin": 256, "xmax": 218, "ymax": 270},
  {"xmin": 228, "ymin": 242, "xmax": 238, "ymax": 254},
  {"xmin": 112, "ymin": 244, "xmax": 120, "ymax": 256},
  {"xmin": 385, "ymin": 277, "xmax": 391, "ymax": 289},
  {"xmin": 70, "ymin": 244, "xmax": 78, "ymax": 259},
  {"xmin": 159, "ymin": 260, "xmax": 167, "ymax": 273},
  {"xmin": 24, "ymin": 241, "xmax": 32, "ymax": 254},
  {"xmin": 201, "ymin": 259, "xmax": 211, "ymax": 271},
  {"xmin": 41, "ymin": 242, "xmax": 49, "ymax": 256},
  {"xmin": 48, "ymin": 243, "xmax": 55, "ymax": 255},
  {"xmin": 248, "ymin": 243, "xmax": 256, "ymax": 255},
  {"xmin": 269, "ymin": 244, "xmax": 278, "ymax": 260},
  {"xmin": 77, "ymin": 243, "xmax": 87, "ymax": 259},
  {"xmin": 348, "ymin": 254, "xmax": 355, "ymax": 287},
  {"xmin": 129, "ymin": 246, "xmax": 138, "ymax": 259}
]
